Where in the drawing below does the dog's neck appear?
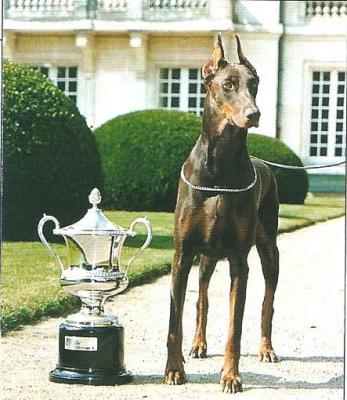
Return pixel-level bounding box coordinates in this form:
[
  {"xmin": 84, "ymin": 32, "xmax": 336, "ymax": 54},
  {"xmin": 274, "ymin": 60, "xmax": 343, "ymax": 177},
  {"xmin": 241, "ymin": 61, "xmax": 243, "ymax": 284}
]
[{"xmin": 191, "ymin": 94, "xmax": 252, "ymax": 185}]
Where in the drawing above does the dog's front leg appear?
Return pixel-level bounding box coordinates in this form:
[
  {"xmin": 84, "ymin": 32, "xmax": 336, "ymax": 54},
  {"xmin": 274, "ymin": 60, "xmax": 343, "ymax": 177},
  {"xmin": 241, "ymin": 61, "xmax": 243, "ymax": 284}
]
[
  {"xmin": 165, "ymin": 249, "xmax": 194, "ymax": 385},
  {"xmin": 190, "ymin": 255, "xmax": 217, "ymax": 358},
  {"xmin": 221, "ymin": 254, "xmax": 249, "ymax": 394}
]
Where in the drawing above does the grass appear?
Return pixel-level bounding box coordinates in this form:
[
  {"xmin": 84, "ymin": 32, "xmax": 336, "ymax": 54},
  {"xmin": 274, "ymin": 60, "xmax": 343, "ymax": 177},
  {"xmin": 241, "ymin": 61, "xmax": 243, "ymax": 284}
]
[{"xmin": 1, "ymin": 195, "xmax": 344, "ymax": 334}]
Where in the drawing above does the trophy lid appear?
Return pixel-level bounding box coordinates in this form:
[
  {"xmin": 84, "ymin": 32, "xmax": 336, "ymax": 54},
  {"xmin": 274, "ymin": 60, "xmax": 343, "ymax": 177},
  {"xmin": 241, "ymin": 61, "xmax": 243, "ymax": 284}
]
[{"xmin": 53, "ymin": 188, "xmax": 134, "ymax": 237}]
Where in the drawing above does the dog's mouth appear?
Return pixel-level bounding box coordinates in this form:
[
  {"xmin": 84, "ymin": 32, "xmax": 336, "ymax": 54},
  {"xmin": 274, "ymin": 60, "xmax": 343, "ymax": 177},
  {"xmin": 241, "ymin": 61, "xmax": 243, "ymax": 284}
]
[
  {"xmin": 227, "ymin": 118, "xmax": 259, "ymax": 129},
  {"xmin": 245, "ymin": 119, "xmax": 259, "ymax": 129}
]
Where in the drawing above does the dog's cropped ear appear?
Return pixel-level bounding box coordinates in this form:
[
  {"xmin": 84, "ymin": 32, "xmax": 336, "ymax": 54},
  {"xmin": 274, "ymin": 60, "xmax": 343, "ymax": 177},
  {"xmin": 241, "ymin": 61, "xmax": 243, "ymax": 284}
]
[
  {"xmin": 235, "ymin": 34, "xmax": 258, "ymax": 78},
  {"xmin": 202, "ymin": 33, "xmax": 228, "ymax": 81}
]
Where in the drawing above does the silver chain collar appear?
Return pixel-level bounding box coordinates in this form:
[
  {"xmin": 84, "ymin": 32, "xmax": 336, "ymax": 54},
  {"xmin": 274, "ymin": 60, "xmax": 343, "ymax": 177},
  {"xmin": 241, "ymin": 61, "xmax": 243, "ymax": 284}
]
[{"xmin": 180, "ymin": 162, "xmax": 257, "ymax": 193}]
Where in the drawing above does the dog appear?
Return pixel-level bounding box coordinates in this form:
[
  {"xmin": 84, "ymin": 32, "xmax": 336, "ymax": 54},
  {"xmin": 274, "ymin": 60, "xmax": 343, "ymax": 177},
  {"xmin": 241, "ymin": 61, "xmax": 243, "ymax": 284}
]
[{"xmin": 164, "ymin": 33, "xmax": 279, "ymax": 394}]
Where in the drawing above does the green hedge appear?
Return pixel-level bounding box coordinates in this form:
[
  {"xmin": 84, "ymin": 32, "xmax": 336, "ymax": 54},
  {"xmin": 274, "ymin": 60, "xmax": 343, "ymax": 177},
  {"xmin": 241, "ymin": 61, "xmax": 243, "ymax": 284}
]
[
  {"xmin": 3, "ymin": 61, "xmax": 102, "ymax": 240},
  {"xmin": 95, "ymin": 110, "xmax": 307, "ymax": 211},
  {"xmin": 248, "ymin": 133, "xmax": 308, "ymax": 204},
  {"xmin": 95, "ymin": 110, "xmax": 200, "ymax": 211}
]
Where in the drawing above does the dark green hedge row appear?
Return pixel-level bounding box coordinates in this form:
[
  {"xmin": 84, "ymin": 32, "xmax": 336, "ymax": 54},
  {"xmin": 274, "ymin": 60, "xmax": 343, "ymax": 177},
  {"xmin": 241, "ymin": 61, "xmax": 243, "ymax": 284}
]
[
  {"xmin": 3, "ymin": 61, "xmax": 102, "ymax": 240},
  {"xmin": 248, "ymin": 134, "xmax": 308, "ymax": 204},
  {"xmin": 95, "ymin": 110, "xmax": 201, "ymax": 211},
  {"xmin": 95, "ymin": 109, "xmax": 308, "ymax": 211}
]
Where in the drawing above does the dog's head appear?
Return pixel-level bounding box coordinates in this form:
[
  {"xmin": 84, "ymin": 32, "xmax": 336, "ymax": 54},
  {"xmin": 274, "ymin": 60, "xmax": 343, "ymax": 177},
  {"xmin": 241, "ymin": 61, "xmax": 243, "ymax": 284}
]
[{"xmin": 202, "ymin": 33, "xmax": 260, "ymax": 129}]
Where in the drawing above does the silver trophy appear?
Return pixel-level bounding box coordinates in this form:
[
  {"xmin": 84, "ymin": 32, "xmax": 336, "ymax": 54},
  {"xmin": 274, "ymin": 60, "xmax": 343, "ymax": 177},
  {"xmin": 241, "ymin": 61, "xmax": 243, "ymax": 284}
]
[{"xmin": 38, "ymin": 188, "xmax": 152, "ymax": 385}]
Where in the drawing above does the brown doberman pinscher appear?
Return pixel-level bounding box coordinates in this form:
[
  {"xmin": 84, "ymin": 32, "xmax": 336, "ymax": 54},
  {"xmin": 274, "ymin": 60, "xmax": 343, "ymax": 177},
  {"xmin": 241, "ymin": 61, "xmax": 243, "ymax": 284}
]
[{"xmin": 165, "ymin": 34, "xmax": 279, "ymax": 394}]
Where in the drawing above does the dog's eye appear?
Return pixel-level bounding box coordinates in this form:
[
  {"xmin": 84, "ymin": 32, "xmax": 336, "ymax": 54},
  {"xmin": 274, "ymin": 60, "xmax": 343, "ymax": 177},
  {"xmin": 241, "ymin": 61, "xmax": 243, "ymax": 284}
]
[
  {"xmin": 223, "ymin": 81, "xmax": 234, "ymax": 91},
  {"xmin": 249, "ymin": 84, "xmax": 258, "ymax": 97},
  {"xmin": 248, "ymin": 79, "xmax": 258, "ymax": 96}
]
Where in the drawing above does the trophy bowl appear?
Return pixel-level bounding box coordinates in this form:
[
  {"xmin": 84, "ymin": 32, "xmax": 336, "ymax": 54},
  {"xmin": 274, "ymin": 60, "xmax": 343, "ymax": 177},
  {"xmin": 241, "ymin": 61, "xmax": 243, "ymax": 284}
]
[{"xmin": 38, "ymin": 188, "xmax": 152, "ymax": 385}]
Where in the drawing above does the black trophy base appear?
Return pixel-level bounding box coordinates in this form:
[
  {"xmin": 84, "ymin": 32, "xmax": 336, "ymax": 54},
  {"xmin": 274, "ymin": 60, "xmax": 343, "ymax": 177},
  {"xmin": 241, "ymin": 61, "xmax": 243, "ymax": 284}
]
[
  {"xmin": 49, "ymin": 367, "xmax": 132, "ymax": 385},
  {"xmin": 49, "ymin": 323, "xmax": 132, "ymax": 386}
]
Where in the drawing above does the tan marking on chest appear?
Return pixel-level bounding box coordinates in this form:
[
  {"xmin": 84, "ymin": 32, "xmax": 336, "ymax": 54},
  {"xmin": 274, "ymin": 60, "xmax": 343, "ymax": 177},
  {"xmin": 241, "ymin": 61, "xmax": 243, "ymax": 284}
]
[
  {"xmin": 203, "ymin": 195, "xmax": 219, "ymax": 220},
  {"xmin": 202, "ymin": 195, "xmax": 232, "ymax": 242}
]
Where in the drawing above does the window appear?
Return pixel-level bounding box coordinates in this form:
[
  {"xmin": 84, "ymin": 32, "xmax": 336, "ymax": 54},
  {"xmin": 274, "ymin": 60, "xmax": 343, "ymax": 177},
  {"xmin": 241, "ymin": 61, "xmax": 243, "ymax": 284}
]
[
  {"xmin": 159, "ymin": 67, "xmax": 206, "ymax": 115},
  {"xmin": 335, "ymin": 72, "xmax": 345, "ymax": 157},
  {"xmin": 309, "ymin": 70, "xmax": 346, "ymax": 158},
  {"xmin": 159, "ymin": 68, "xmax": 181, "ymax": 109},
  {"xmin": 57, "ymin": 67, "xmax": 78, "ymax": 104},
  {"xmin": 30, "ymin": 65, "xmax": 78, "ymax": 104}
]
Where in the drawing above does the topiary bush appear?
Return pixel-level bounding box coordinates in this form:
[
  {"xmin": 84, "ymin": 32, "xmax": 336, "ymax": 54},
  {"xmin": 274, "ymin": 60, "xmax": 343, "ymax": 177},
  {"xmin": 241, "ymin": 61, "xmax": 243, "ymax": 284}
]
[
  {"xmin": 95, "ymin": 110, "xmax": 308, "ymax": 212},
  {"xmin": 248, "ymin": 133, "xmax": 308, "ymax": 204},
  {"xmin": 95, "ymin": 110, "xmax": 200, "ymax": 211},
  {"xmin": 3, "ymin": 61, "xmax": 102, "ymax": 240}
]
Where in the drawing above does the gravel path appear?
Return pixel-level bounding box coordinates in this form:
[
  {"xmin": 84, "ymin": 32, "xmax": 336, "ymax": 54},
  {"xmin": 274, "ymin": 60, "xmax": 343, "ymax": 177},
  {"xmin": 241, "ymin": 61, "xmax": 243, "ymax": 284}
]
[{"xmin": 1, "ymin": 217, "xmax": 344, "ymax": 400}]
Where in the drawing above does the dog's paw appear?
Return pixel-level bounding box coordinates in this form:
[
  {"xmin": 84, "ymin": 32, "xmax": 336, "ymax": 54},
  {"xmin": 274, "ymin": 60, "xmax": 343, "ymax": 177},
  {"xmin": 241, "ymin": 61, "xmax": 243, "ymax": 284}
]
[
  {"xmin": 259, "ymin": 350, "xmax": 278, "ymax": 363},
  {"xmin": 165, "ymin": 360, "xmax": 186, "ymax": 385},
  {"xmin": 165, "ymin": 369, "xmax": 186, "ymax": 385},
  {"xmin": 189, "ymin": 343, "xmax": 207, "ymax": 359},
  {"xmin": 220, "ymin": 370, "xmax": 243, "ymax": 394},
  {"xmin": 259, "ymin": 338, "xmax": 278, "ymax": 363}
]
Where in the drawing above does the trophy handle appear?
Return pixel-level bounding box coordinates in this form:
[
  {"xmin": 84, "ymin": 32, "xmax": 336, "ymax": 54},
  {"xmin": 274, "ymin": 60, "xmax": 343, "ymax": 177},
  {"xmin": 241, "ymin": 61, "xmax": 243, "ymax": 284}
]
[
  {"xmin": 125, "ymin": 217, "xmax": 152, "ymax": 273},
  {"xmin": 38, "ymin": 214, "xmax": 64, "ymax": 272}
]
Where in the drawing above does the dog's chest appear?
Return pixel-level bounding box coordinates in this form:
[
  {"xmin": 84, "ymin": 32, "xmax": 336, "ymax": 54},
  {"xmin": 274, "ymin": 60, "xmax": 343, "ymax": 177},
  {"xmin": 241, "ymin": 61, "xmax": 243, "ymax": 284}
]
[{"xmin": 200, "ymin": 195, "xmax": 254, "ymax": 250}]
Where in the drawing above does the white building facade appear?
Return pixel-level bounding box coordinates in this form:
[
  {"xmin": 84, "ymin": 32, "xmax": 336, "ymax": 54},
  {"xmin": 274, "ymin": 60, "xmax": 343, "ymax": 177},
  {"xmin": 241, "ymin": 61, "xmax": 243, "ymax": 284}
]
[{"xmin": 3, "ymin": 0, "xmax": 346, "ymax": 191}]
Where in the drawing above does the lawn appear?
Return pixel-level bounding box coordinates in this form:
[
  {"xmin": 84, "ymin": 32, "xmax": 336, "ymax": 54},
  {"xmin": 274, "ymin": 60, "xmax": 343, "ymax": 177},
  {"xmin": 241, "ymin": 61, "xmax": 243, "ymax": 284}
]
[
  {"xmin": 1, "ymin": 195, "xmax": 344, "ymax": 334},
  {"xmin": 278, "ymin": 194, "xmax": 345, "ymax": 233}
]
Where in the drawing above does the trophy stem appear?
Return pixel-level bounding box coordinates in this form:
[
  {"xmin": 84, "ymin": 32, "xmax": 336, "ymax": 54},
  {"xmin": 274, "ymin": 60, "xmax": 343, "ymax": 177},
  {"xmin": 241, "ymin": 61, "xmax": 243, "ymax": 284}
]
[
  {"xmin": 80, "ymin": 302, "xmax": 104, "ymax": 316},
  {"xmin": 80, "ymin": 291, "xmax": 105, "ymax": 314},
  {"xmin": 65, "ymin": 291, "xmax": 119, "ymax": 327}
]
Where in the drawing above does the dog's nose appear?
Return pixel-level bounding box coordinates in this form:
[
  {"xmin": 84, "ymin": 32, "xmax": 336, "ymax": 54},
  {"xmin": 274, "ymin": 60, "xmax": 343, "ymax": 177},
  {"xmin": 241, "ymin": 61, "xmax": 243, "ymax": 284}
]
[{"xmin": 246, "ymin": 109, "xmax": 260, "ymax": 122}]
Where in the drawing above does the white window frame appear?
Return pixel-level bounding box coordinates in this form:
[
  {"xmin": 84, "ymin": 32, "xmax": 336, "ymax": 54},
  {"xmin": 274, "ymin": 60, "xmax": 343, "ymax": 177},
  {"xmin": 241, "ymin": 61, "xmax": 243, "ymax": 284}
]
[
  {"xmin": 56, "ymin": 66, "xmax": 79, "ymax": 104},
  {"xmin": 302, "ymin": 62, "xmax": 346, "ymax": 174},
  {"xmin": 187, "ymin": 67, "xmax": 206, "ymax": 116},
  {"xmin": 30, "ymin": 64, "xmax": 79, "ymax": 106},
  {"xmin": 159, "ymin": 68, "xmax": 183, "ymax": 109},
  {"xmin": 158, "ymin": 67, "xmax": 206, "ymax": 116}
]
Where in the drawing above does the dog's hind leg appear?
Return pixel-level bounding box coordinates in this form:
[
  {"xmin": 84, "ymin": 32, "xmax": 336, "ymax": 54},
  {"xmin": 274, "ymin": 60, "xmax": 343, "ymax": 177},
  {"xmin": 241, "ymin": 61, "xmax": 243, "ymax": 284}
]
[
  {"xmin": 165, "ymin": 249, "xmax": 195, "ymax": 385},
  {"xmin": 256, "ymin": 185, "xmax": 279, "ymax": 363},
  {"xmin": 190, "ymin": 255, "xmax": 217, "ymax": 359}
]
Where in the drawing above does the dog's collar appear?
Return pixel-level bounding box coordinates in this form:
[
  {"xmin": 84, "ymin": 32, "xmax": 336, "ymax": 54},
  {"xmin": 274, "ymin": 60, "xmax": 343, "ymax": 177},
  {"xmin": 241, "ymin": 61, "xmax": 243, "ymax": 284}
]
[{"xmin": 180, "ymin": 162, "xmax": 257, "ymax": 193}]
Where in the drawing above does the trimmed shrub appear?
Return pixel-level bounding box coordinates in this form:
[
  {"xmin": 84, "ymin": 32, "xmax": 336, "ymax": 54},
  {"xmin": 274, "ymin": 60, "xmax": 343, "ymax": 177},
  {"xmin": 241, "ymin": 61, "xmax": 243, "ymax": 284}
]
[
  {"xmin": 95, "ymin": 109, "xmax": 307, "ymax": 211},
  {"xmin": 3, "ymin": 61, "xmax": 102, "ymax": 240},
  {"xmin": 95, "ymin": 110, "xmax": 200, "ymax": 211},
  {"xmin": 248, "ymin": 133, "xmax": 308, "ymax": 204}
]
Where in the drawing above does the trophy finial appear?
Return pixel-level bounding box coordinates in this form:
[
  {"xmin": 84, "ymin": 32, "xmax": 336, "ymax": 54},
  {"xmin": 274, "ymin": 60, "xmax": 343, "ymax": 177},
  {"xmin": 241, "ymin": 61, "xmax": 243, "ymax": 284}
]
[{"xmin": 89, "ymin": 188, "xmax": 101, "ymax": 208}]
